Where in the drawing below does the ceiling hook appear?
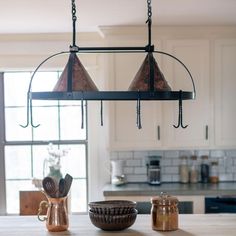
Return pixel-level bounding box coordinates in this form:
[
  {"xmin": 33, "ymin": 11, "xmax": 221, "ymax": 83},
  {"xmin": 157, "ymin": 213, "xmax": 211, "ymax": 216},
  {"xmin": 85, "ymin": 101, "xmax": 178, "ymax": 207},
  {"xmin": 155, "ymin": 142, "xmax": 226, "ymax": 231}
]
[{"xmin": 173, "ymin": 90, "xmax": 188, "ymax": 129}]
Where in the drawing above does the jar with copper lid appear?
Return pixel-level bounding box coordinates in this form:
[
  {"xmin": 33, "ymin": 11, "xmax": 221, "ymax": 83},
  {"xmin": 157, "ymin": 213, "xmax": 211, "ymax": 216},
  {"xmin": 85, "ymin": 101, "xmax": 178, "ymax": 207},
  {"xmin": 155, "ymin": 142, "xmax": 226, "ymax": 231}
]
[{"xmin": 151, "ymin": 192, "xmax": 179, "ymax": 231}]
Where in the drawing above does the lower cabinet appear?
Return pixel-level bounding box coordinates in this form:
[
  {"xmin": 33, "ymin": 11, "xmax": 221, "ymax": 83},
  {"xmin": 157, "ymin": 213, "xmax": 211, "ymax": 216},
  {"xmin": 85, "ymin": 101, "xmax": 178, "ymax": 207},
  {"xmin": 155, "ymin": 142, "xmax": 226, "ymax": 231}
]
[{"xmin": 104, "ymin": 195, "xmax": 205, "ymax": 214}]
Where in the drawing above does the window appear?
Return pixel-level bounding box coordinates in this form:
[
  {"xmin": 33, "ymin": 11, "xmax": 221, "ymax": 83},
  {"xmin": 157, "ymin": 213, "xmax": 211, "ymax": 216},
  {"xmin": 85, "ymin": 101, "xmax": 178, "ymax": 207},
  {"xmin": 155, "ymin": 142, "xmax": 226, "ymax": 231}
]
[{"xmin": 1, "ymin": 71, "xmax": 88, "ymax": 214}]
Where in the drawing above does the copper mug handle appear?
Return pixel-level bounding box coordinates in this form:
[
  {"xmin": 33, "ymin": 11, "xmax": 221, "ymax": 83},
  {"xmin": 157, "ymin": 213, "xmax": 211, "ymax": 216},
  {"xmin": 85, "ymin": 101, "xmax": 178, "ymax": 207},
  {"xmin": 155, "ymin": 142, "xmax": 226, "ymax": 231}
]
[{"xmin": 37, "ymin": 200, "xmax": 49, "ymax": 222}]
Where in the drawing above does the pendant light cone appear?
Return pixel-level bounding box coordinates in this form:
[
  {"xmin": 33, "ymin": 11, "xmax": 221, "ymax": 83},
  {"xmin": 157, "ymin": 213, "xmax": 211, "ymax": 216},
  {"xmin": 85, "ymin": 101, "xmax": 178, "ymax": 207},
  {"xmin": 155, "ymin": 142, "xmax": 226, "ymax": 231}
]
[
  {"xmin": 53, "ymin": 53, "xmax": 98, "ymax": 92},
  {"xmin": 128, "ymin": 53, "xmax": 171, "ymax": 91}
]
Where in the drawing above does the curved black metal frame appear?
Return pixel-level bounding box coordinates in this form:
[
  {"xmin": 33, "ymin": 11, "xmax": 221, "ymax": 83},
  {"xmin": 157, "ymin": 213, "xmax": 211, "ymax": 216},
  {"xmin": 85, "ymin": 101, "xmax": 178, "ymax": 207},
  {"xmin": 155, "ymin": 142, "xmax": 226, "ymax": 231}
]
[{"xmin": 21, "ymin": 0, "xmax": 196, "ymax": 129}]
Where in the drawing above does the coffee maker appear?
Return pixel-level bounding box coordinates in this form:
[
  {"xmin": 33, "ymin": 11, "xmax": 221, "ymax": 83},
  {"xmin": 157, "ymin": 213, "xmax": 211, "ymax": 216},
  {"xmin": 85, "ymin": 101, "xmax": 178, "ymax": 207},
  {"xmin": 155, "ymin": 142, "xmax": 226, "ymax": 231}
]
[{"xmin": 146, "ymin": 156, "xmax": 161, "ymax": 185}]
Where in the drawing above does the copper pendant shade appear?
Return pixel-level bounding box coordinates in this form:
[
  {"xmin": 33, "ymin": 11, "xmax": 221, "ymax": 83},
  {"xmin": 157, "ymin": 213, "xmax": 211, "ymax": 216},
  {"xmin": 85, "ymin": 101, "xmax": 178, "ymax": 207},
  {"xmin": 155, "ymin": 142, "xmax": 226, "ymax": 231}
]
[
  {"xmin": 128, "ymin": 53, "xmax": 171, "ymax": 92},
  {"xmin": 53, "ymin": 53, "xmax": 98, "ymax": 92}
]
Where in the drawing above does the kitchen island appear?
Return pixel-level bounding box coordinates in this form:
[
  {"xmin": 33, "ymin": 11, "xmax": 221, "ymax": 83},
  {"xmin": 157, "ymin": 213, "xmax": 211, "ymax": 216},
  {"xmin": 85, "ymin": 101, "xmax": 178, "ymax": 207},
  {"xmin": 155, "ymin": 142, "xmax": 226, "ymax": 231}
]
[{"xmin": 0, "ymin": 214, "xmax": 236, "ymax": 235}]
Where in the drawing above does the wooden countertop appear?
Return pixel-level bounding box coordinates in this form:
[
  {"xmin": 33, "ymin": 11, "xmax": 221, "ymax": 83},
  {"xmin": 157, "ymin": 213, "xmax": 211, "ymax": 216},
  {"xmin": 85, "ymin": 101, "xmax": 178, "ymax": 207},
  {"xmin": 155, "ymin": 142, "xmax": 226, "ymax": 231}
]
[{"xmin": 0, "ymin": 214, "xmax": 236, "ymax": 235}]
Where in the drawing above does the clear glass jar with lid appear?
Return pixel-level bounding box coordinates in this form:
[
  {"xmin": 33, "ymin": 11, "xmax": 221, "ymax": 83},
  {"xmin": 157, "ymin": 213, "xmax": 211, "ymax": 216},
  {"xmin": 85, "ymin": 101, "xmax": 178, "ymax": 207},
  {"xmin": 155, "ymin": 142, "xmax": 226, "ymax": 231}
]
[
  {"xmin": 209, "ymin": 161, "xmax": 219, "ymax": 183},
  {"xmin": 189, "ymin": 155, "xmax": 198, "ymax": 183},
  {"xmin": 200, "ymin": 155, "xmax": 209, "ymax": 183},
  {"xmin": 179, "ymin": 156, "xmax": 189, "ymax": 183}
]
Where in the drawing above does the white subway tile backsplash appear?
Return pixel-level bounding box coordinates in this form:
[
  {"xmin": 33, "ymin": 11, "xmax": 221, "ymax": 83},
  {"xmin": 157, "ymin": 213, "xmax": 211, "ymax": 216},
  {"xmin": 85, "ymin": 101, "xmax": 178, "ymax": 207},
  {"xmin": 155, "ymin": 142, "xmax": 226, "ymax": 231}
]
[
  {"xmin": 164, "ymin": 151, "xmax": 179, "ymax": 158},
  {"xmin": 164, "ymin": 166, "xmax": 179, "ymax": 175},
  {"xmin": 126, "ymin": 174, "xmax": 147, "ymax": 182},
  {"xmin": 161, "ymin": 158, "xmax": 172, "ymax": 166},
  {"xmin": 195, "ymin": 150, "xmax": 210, "ymax": 157},
  {"xmin": 110, "ymin": 152, "xmax": 118, "ymax": 160},
  {"xmin": 126, "ymin": 160, "xmax": 141, "ymax": 167},
  {"xmin": 118, "ymin": 151, "xmax": 133, "ymax": 159},
  {"xmin": 133, "ymin": 151, "xmax": 149, "ymax": 159},
  {"xmin": 210, "ymin": 150, "xmax": 226, "ymax": 158},
  {"xmin": 123, "ymin": 167, "xmax": 134, "ymax": 174},
  {"xmin": 226, "ymin": 150, "xmax": 236, "ymax": 157},
  {"xmin": 134, "ymin": 167, "xmax": 147, "ymax": 175},
  {"xmin": 110, "ymin": 149, "xmax": 236, "ymax": 183},
  {"xmin": 171, "ymin": 175, "xmax": 180, "ymax": 182},
  {"xmin": 161, "ymin": 174, "xmax": 172, "ymax": 182},
  {"xmin": 148, "ymin": 150, "xmax": 164, "ymax": 157}
]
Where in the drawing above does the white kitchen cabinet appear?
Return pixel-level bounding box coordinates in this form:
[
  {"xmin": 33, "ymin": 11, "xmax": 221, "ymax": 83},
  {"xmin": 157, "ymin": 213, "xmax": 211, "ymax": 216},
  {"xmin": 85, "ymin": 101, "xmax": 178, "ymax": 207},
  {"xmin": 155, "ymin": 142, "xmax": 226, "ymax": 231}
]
[
  {"xmin": 109, "ymin": 39, "xmax": 211, "ymax": 150},
  {"xmin": 214, "ymin": 39, "xmax": 236, "ymax": 148},
  {"xmin": 109, "ymin": 52, "xmax": 163, "ymax": 150},
  {"xmin": 163, "ymin": 40, "xmax": 211, "ymax": 148}
]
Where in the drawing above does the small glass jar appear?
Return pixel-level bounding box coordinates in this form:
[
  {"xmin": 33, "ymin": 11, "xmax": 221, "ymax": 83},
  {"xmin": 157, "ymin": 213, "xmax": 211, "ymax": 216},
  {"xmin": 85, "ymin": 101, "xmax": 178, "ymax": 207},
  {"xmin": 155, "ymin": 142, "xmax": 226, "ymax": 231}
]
[
  {"xmin": 179, "ymin": 156, "xmax": 189, "ymax": 183},
  {"xmin": 200, "ymin": 155, "xmax": 209, "ymax": 183},
  {"xmin": 151, "ymin": 192, "xmax": 179, "ymax": 231},
  {"xmin": 189, "ymin": 155, "xmax": 198, "ymax": 183},
  {"xmin": 209, "ymin": 161, "xmax": 219, "ymax": 183}
]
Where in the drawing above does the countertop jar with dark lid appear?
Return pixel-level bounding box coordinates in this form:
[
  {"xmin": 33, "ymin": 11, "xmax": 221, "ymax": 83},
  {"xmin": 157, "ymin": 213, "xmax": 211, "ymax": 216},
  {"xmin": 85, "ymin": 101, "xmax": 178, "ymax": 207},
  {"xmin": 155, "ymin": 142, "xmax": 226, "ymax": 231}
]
[{"xmin": 151, "ymin": 192, "xmax": 179, "ymax": 231}]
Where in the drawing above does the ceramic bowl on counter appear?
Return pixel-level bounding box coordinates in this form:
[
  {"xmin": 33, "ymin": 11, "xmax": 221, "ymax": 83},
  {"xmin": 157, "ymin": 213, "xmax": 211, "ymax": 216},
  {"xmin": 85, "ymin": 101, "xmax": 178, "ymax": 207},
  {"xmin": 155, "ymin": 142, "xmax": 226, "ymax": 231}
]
[
  {"xmin": 88, "ymin": 200, "xmax": 137, "ymax": 231},
  {"xmin": 88, "ymin": 200, "xmax": 137, "ymax": 215}
]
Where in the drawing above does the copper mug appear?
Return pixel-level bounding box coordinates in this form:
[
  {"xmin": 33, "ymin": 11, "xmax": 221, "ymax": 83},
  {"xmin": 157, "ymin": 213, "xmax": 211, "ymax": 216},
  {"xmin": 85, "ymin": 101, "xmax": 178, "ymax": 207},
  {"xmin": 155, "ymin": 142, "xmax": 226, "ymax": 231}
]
[{"xmin": 37, "ymin": 196, "xmax": 68, "ymax": 232}]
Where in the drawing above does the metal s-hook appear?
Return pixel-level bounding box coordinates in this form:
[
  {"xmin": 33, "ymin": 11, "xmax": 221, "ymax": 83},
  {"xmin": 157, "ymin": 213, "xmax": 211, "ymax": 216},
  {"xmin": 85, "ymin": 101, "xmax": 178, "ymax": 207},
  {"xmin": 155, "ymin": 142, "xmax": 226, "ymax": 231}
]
[
  {"xmin": 173, "ymin": 90, "xmax": 188, "ymax": 129},
  {"xmin": 20, "ymin": 92, "xmax": 40, "ymax": 128}
]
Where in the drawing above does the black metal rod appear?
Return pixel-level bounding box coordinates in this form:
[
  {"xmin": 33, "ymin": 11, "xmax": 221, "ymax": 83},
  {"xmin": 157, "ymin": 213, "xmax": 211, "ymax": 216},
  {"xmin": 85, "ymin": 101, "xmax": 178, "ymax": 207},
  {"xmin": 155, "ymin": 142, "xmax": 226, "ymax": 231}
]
[
  {"xmin": 74, "ymin": 46, "xmax": 147, "ymax": 52},
  {"xmin": 149, "ymin": 53, "xmax": 155, "ymax": 91}
]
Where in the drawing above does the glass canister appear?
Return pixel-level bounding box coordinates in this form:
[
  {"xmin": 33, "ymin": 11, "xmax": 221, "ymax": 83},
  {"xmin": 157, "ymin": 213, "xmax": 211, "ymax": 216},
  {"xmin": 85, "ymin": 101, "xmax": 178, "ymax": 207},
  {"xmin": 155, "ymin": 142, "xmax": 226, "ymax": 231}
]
[
  {"xmin": 209, "ymin": 161, "xmax": 219, "ymax": 183},
  {"xmin": 151, "ymin": 192, "xmax": 179, "ymax": 231},
  {"xmin": 179, "ymin": 156, "xmax": 189, "ymax": 183}
]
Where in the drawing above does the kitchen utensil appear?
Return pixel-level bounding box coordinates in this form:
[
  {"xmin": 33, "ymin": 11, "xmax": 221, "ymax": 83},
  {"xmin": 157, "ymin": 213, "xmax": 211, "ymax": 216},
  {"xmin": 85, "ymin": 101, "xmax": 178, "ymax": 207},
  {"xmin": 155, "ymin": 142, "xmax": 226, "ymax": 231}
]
[
  {"xmin": 88, "ymin": 209, "xmax": 137, "ymax": 231},
  {"xmin": 63, "ymin": 174, "xmax": 73, "ymax": 197},
  {"xmin": 58, "ymin": 178, "xmax": 66, "ymax": 198},
  {"xmin": 151, "ymin": 192, "xmax": 179, "ymax": 231},
  {"xmin": 42, "ymin": 177, "xmax": 58, "ymax": 198}
]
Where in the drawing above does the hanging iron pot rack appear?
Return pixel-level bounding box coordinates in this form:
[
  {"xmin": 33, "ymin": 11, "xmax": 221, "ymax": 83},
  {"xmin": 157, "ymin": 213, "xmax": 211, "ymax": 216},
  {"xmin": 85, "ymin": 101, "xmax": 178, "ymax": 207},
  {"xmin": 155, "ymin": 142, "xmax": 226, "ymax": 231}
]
[{"xmin": 21, "ymin": 0, "xmax": 196, "ymax": 129}]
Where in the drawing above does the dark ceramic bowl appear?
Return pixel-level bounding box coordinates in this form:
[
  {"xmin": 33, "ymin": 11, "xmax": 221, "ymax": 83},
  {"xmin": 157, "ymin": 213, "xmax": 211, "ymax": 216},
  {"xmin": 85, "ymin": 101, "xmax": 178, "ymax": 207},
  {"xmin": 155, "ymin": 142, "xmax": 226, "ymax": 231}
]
[
  {"xmin": 88, "ymin": 200, "xmax": 137, "ymax": 215},
  {"xmin": 88, "ymin": 209, "xmax": 138, "ymax": 231}
]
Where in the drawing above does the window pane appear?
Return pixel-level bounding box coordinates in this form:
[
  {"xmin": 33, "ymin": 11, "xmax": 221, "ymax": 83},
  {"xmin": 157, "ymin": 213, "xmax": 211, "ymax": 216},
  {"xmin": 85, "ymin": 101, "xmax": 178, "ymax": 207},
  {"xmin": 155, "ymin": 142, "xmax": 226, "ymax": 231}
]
[
  {"xmin": 4, "ymin": 72, "xmax": 30, "ymax": 107},
  {"xmin": 70, "ymin": 179, "xmax": 87, "ymax": 212},
  {"xmin": 60, "ymin": 105, "xmax": 86, "ymax": 140},
  {"xmin": 5, "ymin": 146, "xmax": 32, "ymax": 179},
  {"xmin": 60, "ymin": 144, "xmax": 86, "ymax": 178},
  {"xmin": 6, "ymin": 180, "xmax": 33, "ymax": 214},
  {"xmin": 32, "ymin": 107, "xmax": 59, "ymax": 140},
  {"xmin": 5, "ymin": 107, "xmax": 32, "ymax": 141},
  {"xmin": 31, "ymin": 71, "xmax": 59, "ymax": 106},
  {"xmin": 32, "ymin": 145, "xmax": 49, "ymax": 179}
]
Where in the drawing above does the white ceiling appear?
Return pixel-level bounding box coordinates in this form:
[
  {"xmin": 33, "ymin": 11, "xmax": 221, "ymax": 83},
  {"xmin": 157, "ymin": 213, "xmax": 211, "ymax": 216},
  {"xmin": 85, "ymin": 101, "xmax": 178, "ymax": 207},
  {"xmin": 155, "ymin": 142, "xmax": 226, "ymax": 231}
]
[{"xmin": 0, "ymin": 0, "xmax": 236, "ymax": 34}]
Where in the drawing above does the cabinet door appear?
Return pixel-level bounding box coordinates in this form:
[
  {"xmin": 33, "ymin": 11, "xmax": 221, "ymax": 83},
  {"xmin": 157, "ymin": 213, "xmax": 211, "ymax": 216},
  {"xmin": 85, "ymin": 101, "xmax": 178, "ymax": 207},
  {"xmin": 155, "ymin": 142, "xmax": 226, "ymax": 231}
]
[
  {"xmin": 109, "ymin": 53, "xmax": 163, "ymax": 150},
  {"xmin": 163, "ymin": 40, "xmax": 211, "ymax": 148},
  {"xmin": 214, "ymin": 40, "xmax": 236, "ymax": 148}
]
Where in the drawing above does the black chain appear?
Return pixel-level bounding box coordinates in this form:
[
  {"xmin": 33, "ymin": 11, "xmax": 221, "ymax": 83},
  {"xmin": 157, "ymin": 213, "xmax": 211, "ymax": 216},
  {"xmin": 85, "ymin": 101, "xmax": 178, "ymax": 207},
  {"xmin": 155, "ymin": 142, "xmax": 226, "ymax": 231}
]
[
  {"xmin": 146, "ymin": 0, "xmax": 152, "ymax": 23},
  {"xmin": 71, "ymin": 0, "xmax": 77, "ymax": 47},
  {"xmin": 72, "ymin": 0, "xmax": 77, "ymax": 22}
]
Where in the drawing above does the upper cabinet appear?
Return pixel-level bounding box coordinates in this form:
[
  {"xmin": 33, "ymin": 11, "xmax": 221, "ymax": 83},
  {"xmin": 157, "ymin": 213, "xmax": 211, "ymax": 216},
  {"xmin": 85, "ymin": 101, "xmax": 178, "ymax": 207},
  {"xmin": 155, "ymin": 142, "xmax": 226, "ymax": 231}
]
[
  {"xmin": 109, "ymin": 50, "xmax": 163, "ymax": 150},
  {"xmin": 214, "ymin": 39, "xmax": 236, "ymax": 148},
  {"xmin": 163, "ymin": 40, "xmax": 211, "ymax": 148},
  {"xmin": 105, "ymin": 27, "xmax": 236, "ymax": 150}
]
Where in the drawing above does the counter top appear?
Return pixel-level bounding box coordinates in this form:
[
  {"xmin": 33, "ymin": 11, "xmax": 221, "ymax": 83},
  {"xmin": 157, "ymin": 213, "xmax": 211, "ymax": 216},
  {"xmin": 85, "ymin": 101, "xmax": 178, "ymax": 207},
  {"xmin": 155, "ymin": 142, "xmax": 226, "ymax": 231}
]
[
  {"xmin": 0, "ymin": 214, "xmax": 236, "ymax": 235},
  {"xmin": 103, "ymin": 182, "xmax": 236, "ymax": 197}
]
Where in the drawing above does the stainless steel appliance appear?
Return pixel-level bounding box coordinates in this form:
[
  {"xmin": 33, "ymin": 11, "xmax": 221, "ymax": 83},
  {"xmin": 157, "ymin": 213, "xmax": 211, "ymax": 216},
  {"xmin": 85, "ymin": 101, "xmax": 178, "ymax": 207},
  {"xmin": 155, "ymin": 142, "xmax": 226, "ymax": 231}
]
[
  {"xmin": 205, "ymin": 196, "xmax": 236, "ymax": 213},
  {"xmin": 146, "ymin": 157, "xmax": 161, "ymax": 185}
]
